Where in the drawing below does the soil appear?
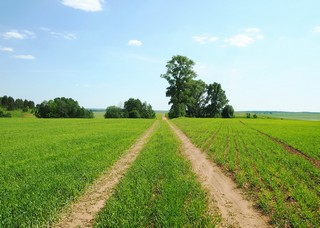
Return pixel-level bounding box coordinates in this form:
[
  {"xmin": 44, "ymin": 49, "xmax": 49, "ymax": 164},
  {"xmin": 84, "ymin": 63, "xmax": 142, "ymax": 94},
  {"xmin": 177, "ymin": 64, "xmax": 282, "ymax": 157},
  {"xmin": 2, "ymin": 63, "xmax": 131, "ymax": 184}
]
[
  {"xmin": 167, "ymin": 120, "xmax": 270, "ymax": 227},
  {"xmin": 54, "ymin": 121, "xmax": 158, "ymax": 228}
]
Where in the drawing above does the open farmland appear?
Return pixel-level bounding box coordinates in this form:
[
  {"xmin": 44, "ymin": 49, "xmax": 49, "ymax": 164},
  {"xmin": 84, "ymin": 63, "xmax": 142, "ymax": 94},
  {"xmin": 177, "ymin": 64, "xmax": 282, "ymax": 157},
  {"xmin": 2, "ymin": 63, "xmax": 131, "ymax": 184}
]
[
  {"xmin": 0, "ymin": 118, "xmax": 154, "ymax": 227},
  {"xmin": 172, "ymin": 118, "xmax": 320, "ymax": 227},
  {"xmin": 241, "ymin": 119, "xmax": 320, "ymax": 161},
  {"xmin": 94, "ymin": 119, "xmax": 218, "ymax": 227}
]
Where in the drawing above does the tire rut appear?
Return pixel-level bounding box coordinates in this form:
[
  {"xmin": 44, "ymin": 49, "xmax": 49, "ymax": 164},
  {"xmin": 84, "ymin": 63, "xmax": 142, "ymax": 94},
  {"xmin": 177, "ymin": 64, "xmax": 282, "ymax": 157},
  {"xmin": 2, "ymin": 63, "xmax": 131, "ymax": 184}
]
[
  {"xmin": 167, "ymin": 120, "xmax": 270, "ymax": 227},
  {"xmin": 54, "ymin": 121, "xmax": 158, "ymax": 228}
]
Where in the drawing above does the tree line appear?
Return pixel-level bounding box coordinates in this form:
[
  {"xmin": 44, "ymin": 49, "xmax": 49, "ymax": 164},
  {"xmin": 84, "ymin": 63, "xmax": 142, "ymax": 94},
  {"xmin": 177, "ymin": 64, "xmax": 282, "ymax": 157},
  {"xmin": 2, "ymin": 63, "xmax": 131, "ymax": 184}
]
[
  {"xmin": 161, "ymin": 55, "xmax": 234, "ymax": 119},
  {"xmin": 105, "ymin": 98, "xmax": 155, "ymax": 119},
  {"xmin": 0, "ymin": 95, "xmax": 35, "ymax": 112},
  {"xmin": 35, "ymin": 97, "xmax": 94, "ymax": 118}
]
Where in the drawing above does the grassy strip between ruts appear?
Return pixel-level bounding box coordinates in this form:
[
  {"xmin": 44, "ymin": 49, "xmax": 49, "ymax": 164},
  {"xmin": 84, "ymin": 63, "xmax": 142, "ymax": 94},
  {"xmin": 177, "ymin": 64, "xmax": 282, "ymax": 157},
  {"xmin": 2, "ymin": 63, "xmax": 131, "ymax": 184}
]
[
  {"xmin": 172, "ymin": 118, "xmax": 320, "ymax": 227},
  {"xmin": 0, "ymin": 118, "xmax": 154, "ymax": 227},
  {"xmin": 94, "ymin": 120, "xmax": 218, "ymax": 227}
]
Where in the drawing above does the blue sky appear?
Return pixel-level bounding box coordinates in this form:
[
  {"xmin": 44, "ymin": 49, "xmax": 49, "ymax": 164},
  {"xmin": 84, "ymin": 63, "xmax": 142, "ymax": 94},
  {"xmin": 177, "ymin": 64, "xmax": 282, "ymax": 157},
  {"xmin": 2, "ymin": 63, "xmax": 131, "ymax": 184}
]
[{"xmin": 1, "ymin": 0, "xmax": 320, "ymax": 111}]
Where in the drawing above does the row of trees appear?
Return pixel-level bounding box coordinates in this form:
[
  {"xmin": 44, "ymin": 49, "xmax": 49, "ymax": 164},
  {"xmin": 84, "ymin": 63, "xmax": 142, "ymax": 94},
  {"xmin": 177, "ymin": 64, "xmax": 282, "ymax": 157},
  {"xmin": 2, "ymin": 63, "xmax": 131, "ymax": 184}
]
[
  {"xmin": 105, "ymin": 98, "xmax": 155, "ymax": 119},
  {"xmin": 0, "ymin": 95, "xmax": 35, "ymax": 112},
  {"xmin": 161, "ymin": 55, "xmax": 234, "ymax": 118},
  {"xmin": 35, "ymin": 97, "xmax": 94, "ymax": 118}
]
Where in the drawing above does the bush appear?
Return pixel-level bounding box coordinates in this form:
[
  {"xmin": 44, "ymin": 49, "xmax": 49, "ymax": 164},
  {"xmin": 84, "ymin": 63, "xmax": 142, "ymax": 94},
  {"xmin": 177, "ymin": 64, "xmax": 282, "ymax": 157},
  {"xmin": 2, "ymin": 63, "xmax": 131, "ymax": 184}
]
[
  {"xmin": 104, "ymin": 106, "xmax": 124, "ymax": 118},
  {"xmin": 35, "ymin": 97, "xmax": 94, "ymax": 118},
  {"xmin": 105, "ymin": 98, "xmax": 155, "ymax": 119},
  {"xmin": 222, "ymin": 105, "xmax": 234, "ymax": 118},
  {"xmin": 129, "ymin": 110, "xmax": 141, "ymax": 118},
  {"xmin": 0, "ymin": 110, "xmax": 12, "ymax": 118}
]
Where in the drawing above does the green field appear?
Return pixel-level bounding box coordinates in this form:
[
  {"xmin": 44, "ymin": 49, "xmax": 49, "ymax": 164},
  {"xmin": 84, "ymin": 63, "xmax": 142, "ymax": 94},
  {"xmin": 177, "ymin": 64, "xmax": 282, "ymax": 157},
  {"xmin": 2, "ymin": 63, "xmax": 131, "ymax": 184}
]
[
  {"xmin": 172, "ymin": 118, "xmax": 320, "ymax": 227},
  {"xmin": 94, "ymin": 120, "xmax": 218, "ymax": 227},
  {"xmin": 0, "ymin": 118, "xmax": 154, "ymax": 227},
  {"xmin": 1, "ymin": 116, "xmax": 320, "ymax": 227}
]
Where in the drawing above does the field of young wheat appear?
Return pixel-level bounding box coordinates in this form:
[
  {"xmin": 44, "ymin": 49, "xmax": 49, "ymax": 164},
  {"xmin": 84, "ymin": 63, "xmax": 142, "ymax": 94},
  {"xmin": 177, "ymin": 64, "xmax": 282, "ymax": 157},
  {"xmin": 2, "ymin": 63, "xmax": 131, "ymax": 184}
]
[{"xmin": 172, "ymin": 118, "xmax": 320, "ymax": 227}]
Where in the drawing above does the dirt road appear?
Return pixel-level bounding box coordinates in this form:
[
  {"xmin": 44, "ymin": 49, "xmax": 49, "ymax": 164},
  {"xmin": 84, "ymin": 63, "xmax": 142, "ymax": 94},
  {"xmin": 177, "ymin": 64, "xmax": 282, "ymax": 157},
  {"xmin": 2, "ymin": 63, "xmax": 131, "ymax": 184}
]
[
  {"xmin": 167, "ymin": 120, "xmax": 270, "ymax": 227},
  {"xmin": 55, "ymin": 121, "xmax": 158, "ymax": 227}
]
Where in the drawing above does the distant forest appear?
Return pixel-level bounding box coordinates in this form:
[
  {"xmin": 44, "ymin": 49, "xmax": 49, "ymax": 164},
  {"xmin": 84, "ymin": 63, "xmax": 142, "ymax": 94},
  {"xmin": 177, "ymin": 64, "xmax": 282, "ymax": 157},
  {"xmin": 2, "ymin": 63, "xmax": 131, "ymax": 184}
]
[
  {"xmin": 0, "ymin": 96, "xmax": 93, "ymax": 118},
  {"xmin": 0, "ymin": 95, "xmax": 35, "ymax": 111}
]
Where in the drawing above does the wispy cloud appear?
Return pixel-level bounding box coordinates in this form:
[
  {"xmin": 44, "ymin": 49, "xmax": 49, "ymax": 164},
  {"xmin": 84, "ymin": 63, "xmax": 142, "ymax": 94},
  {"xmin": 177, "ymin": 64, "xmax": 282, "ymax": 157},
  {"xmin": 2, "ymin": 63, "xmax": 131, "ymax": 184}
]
[
  {"xmin": 0, "ymin": 46, "xmax": 14, "ymax": 52},
  {"xmin": 225, "ymin": 34, "xmax": 254, "ymax": 47},
  {"xmin": 225, "ymin": 27, "xmax": 264, "ymax": 47},
  {"xmin": 61, "ymin": 0, "xmax": 104, "ymax": 12},
  {"xmin": 13, "ymin": 55, "xmax": 35, "ymax": 60},
  {"xmin": 313, "ymin": 26, "xmax": 320, "ymax": 33},
  {"xmin": 40, "ymin": 27, "xmax": 77, "ymax": 40},
  {"xmin": 2, "ymin": 30, "xmax": 36, "ymax": 39},
  {"xmin": 128, "ymin": 39, "xmax": 143, "ymax": 46},
  {"xmin": 193, "ymin": 35, "xmax": 218, "ymax": 44}
]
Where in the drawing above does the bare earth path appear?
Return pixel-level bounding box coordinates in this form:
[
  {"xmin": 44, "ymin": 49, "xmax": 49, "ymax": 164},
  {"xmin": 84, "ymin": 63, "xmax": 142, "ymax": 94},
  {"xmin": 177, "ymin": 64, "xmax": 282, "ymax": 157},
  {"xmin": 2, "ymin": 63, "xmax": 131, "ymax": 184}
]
[
  {"xmin": 167, "ymin": 120, "xmax": 270, "ymax": 227},
  {"xmin": 55, "ymin": 121, "xmax": 158, "ymax": 228}
]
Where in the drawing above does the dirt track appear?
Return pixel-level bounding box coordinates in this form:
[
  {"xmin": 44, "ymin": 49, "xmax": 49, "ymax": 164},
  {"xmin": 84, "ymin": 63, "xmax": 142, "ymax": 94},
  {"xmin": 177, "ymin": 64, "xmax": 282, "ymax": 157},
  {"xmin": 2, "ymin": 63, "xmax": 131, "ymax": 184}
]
[
  {"xmin": 55, "ymin": 121, "xmax": 158, "ymax": 227},
  {"xmin": 167, "ymin": 120, "xmax": 270, "ymax": 227}
]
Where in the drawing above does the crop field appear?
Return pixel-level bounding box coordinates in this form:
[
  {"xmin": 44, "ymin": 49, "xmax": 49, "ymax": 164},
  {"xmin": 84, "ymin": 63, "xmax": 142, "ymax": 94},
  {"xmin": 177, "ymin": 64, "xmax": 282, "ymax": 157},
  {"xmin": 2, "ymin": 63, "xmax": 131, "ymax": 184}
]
[
  {"xmin": 94, "ymin": 120, "xmax": 218, "ymax": 227},
  {"xmin": 0, "ymin": 118, "xmax": 154, "ymax": 227},
  {"xmin": 241, "ymin": 119, "xmax": 320, "ymax": 160},
  {"xmin": 172, "ymin": 118, "xmax": 320, "ymax": 227}
]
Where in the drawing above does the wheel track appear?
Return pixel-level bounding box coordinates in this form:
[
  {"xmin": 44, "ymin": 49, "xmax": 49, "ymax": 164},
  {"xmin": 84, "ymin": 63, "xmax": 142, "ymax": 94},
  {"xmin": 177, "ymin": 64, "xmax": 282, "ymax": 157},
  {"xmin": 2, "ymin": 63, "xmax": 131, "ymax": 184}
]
[
  {"xmin": 54, "ymin": 121, "xmax": 158, "ymax": 227},
  {"xmin": 167, "ymin": 120, "xmax": 270, "ymax": 227}
]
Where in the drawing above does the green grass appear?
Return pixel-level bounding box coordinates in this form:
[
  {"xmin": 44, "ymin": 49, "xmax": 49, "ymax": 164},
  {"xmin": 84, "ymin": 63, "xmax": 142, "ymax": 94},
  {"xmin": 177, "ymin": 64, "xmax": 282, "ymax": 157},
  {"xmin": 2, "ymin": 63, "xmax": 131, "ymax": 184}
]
[
  {"xmin": 0, "ymin": 118, "xmax": 154, "ymax": 227},
  {"xmin": 172, "ymin": 118, "xmax": 320, "ymax": 227},
  {"xmin": 94, "ymin": 120, "xmax": 218, "ymax": 227},
  {"xmin": 241, "ymin": 119, "xmax": 320, "ymax": 160},
  {"xmin": 0, "ymin": 108, "xmax": 35, "ymax": 118}
]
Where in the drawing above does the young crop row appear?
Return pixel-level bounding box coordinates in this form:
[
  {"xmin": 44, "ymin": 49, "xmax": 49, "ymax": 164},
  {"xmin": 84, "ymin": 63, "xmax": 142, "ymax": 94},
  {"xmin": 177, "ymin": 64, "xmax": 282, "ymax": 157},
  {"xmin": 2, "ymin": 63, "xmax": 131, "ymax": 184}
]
[
  {"xmin": 0, "ymin": 118, "xmax": 154, "ymax": 227},
  {"xmin": 172, "ymin": 118, "xmax": 320, "ymax": 227},
  {"xmin": 241, "ymin": 119, "xmax": 320, "ymax": 161},
  {"xmin": 94, "ymin": 120, "xmax": 219, "ymax": 227}
]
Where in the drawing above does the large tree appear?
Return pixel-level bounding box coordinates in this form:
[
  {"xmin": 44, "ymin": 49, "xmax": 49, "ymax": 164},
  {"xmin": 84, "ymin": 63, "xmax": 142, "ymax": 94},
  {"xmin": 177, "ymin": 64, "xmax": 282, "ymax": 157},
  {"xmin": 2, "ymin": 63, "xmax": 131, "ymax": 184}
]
[
  {"xmin": 161, "ymin": 55, "xmax": 197, "ymax": 118},
  {"xmin": 204, "ymin": 82, "xmax": 229, "ymax": 117},
  {"xmin": 185, "ymin": 79, "xmax": 206, "ymax": 117}
]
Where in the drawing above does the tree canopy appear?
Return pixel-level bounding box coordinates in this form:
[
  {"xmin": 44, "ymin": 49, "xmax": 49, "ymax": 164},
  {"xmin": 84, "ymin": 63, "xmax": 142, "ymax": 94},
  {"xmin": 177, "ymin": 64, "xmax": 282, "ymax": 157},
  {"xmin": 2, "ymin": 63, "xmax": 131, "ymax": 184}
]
[
  {"xmin": 161, "ymin": 55, "xmax": 234, "ymax": 118},
  {"xmin": 105, "ymin": 98, "xmax": 155, "ymax": 119},
  {"xmin": 35, "ymin": 97, "xmax": 94, "ymax": 118},
  {"xmin": 0, "ymin": 95, "xmax": 35, "ymax": 111}
]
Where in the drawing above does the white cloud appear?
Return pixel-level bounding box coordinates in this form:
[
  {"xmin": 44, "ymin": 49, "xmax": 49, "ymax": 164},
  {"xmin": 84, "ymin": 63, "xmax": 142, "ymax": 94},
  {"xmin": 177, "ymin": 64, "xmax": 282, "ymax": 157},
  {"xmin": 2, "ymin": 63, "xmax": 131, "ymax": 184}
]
[
  {"xmin": 2, "ymin": 30, "xmax": 36, "ymax": 39},
  {"xmin": 313, "ymin": 26, "xmax": 320, "ymax": 33},
  {"xmin": 41, "ymin": 27, "xmax": 77, "ymax": 40},
  {"xmin": 193, "ymin": 35, "xmax": 218, "ymax": 44},
  {"xmin": 128, "ymin": 39, "xmax": 143, "ymax": 46},
  {"xmin": 13, "ymin": 55, "xmax": 35, "ymax": 60},
  {"xmin": 255, "ymin": 34, "xmax": 264, "ymax": 40},
  {"xmin": 225, "ymin": 27, "xmax": 264, "ymax": 47},
  {"xmin": 61, "ymin": 0, "xmax": 104, "ymax": 12},
  {"xmin": 63, "ymin": 33, "xmax": 77, "ymax": 40},
  {"xmin": 225, "ymin": 34, "xmax": 254, "ymax": 47},
  {"xmin": 0, "ymin": 46, "xmax": 14, "ymax": 52}
]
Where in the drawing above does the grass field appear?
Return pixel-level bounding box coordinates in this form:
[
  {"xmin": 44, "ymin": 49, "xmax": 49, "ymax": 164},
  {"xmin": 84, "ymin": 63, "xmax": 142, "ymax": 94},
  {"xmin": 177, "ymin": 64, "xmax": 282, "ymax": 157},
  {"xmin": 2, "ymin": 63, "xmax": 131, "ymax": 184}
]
[
  {"xmin": 172, "ymin": 118, "xmax": 320, "ymax": 227},
  {"xmin": 94, "ymin": 120, "xmax": 218, "ymax": 227},
  {"xmin": 0, "ymin": 118, "xmax": 154, "ymax": 227}
]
